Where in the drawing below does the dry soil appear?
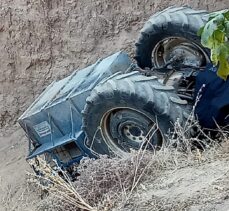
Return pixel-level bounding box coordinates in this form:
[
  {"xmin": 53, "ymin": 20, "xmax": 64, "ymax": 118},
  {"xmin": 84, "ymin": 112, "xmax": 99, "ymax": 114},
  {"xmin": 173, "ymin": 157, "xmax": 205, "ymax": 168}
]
[{"xmin": 0, "ymin": 0, "xmax": 229, "ymax": 210}]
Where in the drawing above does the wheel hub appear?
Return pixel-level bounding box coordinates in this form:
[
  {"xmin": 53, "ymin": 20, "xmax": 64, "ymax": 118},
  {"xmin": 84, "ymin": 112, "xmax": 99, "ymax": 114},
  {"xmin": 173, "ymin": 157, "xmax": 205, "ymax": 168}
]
[
  {"xmin": 169, "ymin": 44, "xmax": 204, "ymax": 67},
  {"xmin": 101, "ymin": 108, "xmax": 163, "ymax": 156},
  {"xmin": 153, "ymin": 37, "xmax": 209, "ymax": 68},
  {"xmin": 123, "ymin": 124, "xmax": 145, "ymax": 143}
]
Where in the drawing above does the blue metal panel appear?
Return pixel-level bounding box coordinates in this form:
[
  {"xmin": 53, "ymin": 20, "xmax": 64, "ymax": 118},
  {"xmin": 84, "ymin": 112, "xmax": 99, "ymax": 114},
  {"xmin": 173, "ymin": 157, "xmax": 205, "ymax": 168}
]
[{"xmin": 18, "ymin": 51, "xmax": 132, "ymax": 165}]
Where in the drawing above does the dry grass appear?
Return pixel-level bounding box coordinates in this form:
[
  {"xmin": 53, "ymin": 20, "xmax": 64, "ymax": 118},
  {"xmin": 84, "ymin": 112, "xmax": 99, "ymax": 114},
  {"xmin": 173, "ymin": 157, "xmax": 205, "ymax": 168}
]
[
  {"xmin": 30, "ymin": 142, "xmax": 229, "ymax": 211},
  {"xmin": 27, "ymin": 158, "xmax": 96, "ymax": 211},
  {"xmin": 28, "ymin": 110, "xmax": 229, "ymax": 211}
]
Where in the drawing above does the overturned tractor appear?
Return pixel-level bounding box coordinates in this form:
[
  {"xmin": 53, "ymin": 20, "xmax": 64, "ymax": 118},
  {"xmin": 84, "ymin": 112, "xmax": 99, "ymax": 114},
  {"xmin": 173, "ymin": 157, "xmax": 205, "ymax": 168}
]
[{"xmin": 18, "ymin": 7, "xmax": 229, "ymax": 170}]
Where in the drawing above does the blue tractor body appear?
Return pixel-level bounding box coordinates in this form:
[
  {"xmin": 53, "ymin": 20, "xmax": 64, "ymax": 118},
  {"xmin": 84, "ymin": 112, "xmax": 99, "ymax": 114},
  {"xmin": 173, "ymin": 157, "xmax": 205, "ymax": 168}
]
[
  {"xmin": 17, "ymin": 7, "xmax": 229, "ymax": 172},
  {"xmin": 18, "ymin": 51, "xmax": 132, "ymax": 167}
]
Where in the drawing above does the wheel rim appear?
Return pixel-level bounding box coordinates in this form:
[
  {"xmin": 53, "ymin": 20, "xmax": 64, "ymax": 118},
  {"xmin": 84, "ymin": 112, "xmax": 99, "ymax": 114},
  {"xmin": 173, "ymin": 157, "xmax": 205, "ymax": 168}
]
[
  {"xmin": 152, "ymin": 37, "xmax": 210, "ymax": 68},
  {"xmin": 100, "ymin": 107, "xmax": 163, "ymax": 157}
]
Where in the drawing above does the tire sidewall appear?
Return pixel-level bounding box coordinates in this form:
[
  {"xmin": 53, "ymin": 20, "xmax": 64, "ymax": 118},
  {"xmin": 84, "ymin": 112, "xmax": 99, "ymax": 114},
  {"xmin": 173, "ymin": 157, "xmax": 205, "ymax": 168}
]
[{"xmin": 85, "ymin": 95, "xmax": 172, "ymax": 155}]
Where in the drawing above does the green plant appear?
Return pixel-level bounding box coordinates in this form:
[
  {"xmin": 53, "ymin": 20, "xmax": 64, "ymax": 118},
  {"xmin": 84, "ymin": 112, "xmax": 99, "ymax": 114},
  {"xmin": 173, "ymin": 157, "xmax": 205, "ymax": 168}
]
[{"xmin": 198, "ymin": 10, "xmax": 229, "ymax": 80}]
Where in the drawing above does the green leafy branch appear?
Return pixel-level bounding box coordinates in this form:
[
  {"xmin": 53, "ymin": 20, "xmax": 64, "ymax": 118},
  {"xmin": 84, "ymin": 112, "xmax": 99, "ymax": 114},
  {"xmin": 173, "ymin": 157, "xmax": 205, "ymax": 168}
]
[{"xmin": 198, "ymin": 10, "xmax": 229, "ymax": 80}]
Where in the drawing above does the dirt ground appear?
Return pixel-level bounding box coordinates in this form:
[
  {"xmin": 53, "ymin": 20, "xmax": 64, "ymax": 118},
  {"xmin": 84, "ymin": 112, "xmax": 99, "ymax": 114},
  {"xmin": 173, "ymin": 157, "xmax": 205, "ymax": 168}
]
[
  {"xmin": 125, "ymin": 149, "xmax": 229, "ymax": 211},
  {"xmin": 0, "ymin": 0, "xmax": 229, "ymax": 210}
]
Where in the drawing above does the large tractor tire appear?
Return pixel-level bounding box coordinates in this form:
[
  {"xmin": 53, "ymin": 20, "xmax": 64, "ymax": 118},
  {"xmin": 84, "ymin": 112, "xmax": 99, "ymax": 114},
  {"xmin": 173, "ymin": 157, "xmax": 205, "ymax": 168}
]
[
  {"xmin": 82, "ymin": 72, "xmax": 189, "ymax": 157},
  {"xmin": 135, "ymin": 6, "xmax": 210, "ymax": 70}
]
